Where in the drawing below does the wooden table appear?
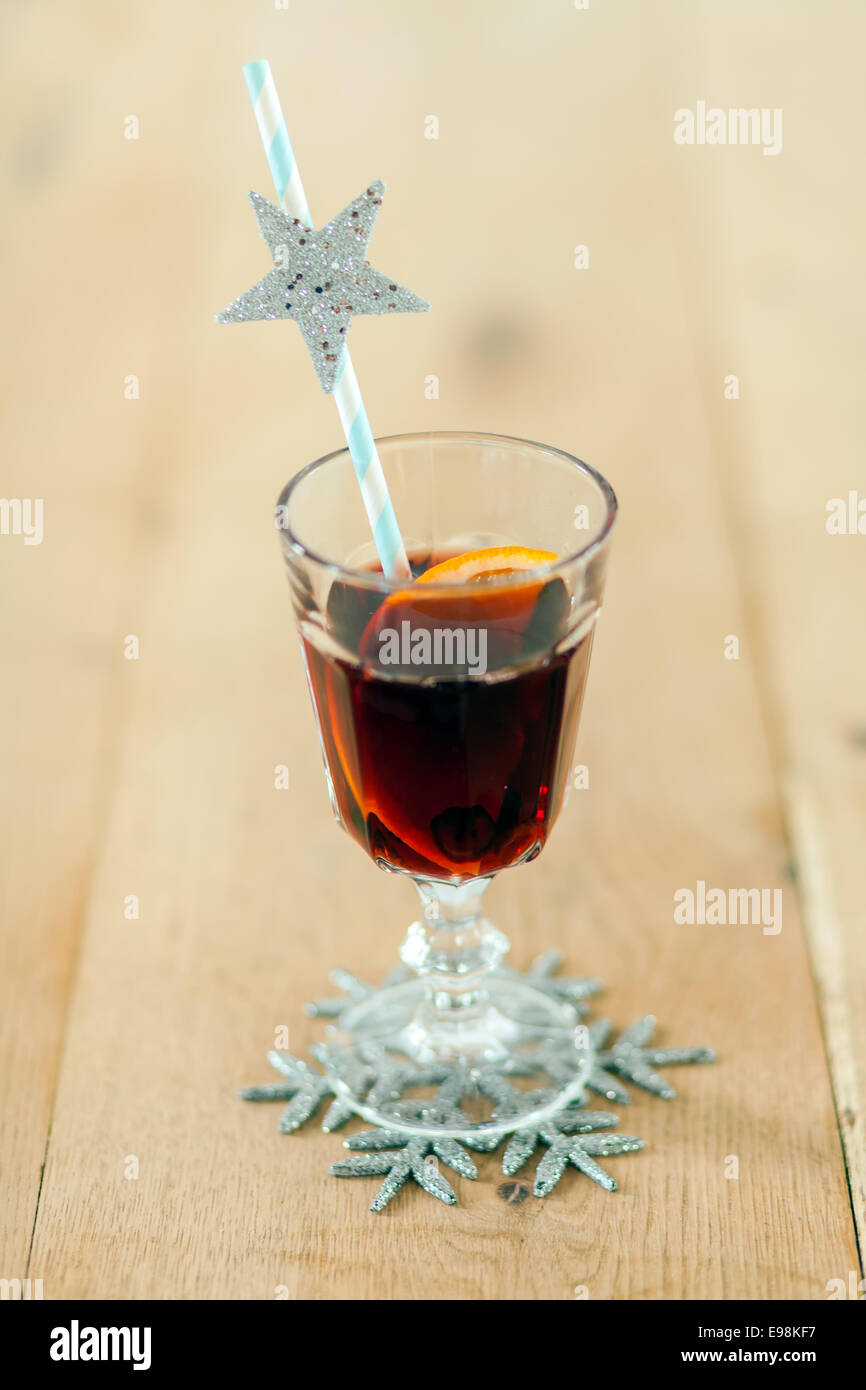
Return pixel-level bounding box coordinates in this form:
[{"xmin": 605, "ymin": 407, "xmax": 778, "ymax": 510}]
[{"xmin": 2, "ymin": 0, "xmax": 864, "ymax": 1300}]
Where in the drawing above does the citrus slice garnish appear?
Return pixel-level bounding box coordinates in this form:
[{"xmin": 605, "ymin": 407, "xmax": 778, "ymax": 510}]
[
  {"xmin": 359, "ymin": 545, "xmax": 562, "ymax": 664},
  {"xmin": 415, "ymin": 545, "xmax": 558, "ymax": 586}
]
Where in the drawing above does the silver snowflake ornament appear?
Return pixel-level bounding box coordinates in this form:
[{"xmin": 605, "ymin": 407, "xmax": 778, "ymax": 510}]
[
  {"xmin": 216, "ymin": 183, "xmax": 430, "ymax": 391},
  {"xmin": 332, "ymin": 1135, "xmax": 472, "ymax": 1212},
  {"xmin": 378, "ymin": 1066, "xmax": 507, "ymax": 1153},
  {"xmin": 304, "ymin": 964, "xmax": 411, "ymax": 1020},
  {"xmin": 240, "ymin": 953, "xmax": 717, "ymax": 1210},
  {"xmin": 501, "ymin": 949, "xmax": 602, "ymax": 1017},
  {"xmin": 501, "ymin": 1106, "xmax": 644, "ymax": 1195},
  {"xmin": 353, "ymin": 1040, "xmax": 450, "ymax": 1111},
  {"xmin": 525, "ymin": 1017, "xmax": 716, "ymax": 1105},
  {"xmin": 588, "ymin": 1016, "xmax": 716, "ymax": 1102},
  {"xmin": 334, "ymin": 1072, "xmax": 494, "ymax": 1210},
  {"xmin": 239, "ymin": 1040, "xmax": 450, "ymax": 1136},
  {"xmin": 238, "ymin": 1045, "xmax": 373, "ymax": 1132}
]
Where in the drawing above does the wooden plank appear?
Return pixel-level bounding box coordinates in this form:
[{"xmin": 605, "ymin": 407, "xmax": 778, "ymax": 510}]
[
  {"xmin": 662, "ymin": 0, "xmax": 866, "ymax": 1263},
  {"xmin": 0, "ymin": 36, "xmax": 171, "ymax": 1276},
  {"xmin": 5, "ymin": 0, "xmax": 860, "ymax": 1298}
]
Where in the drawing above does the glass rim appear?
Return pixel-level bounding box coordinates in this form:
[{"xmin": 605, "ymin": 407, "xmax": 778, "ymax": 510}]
[{"xmin": 277, "ymin": 429, "xmax": 618, "ymax": 593}]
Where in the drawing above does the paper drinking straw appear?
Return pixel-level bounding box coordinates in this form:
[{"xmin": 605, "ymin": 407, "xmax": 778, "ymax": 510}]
[{"xmin": 243, "ymin": 59, "xmax": 411, "ymax": 580}]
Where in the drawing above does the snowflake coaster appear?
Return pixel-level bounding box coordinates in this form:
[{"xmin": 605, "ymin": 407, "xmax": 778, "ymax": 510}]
[
  {"xmin": 498, "ymin": 949, "xmax": 602, "ymax": 1017},
  {"xmin": 503, "ymin": 1107, "xmax": 644, "ymax": 1196},
  {"xmin": 304, "ymin": 964, "xmax": 412, "ymax": 1020},
  {"xmin": 517, "ymin": 1017, "xmax": 716, "ymax": 1107},
  {"xmin": 238, "ymin": 1045, "xmax": 373, "ymax": 1132},
  {"xmin": 587, "ymin": 1016, "xmax": 716, "ymax": 1102},
  {"xmin": 333, "ymin": 1072, "xmax": 494, "ymax": 1210},
  {"xmin": 240, "ymin": 955, "xmax": 716, "ymax": 1211}
]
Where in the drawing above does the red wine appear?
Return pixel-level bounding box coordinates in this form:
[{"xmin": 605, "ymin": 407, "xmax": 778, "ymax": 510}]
[{"xmin": 301, "ymin": 552, "xmax": 593, "ymax": 882}]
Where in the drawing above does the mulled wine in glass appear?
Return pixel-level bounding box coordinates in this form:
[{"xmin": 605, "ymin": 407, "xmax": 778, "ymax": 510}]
[{"xmin": 277, "ymin": 432, "xmax": 617, "ymax": 1139}]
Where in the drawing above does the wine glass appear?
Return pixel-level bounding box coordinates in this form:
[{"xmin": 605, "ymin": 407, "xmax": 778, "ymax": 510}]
[{"xmin": 277, "ymin": 431, "xmax": 617, "ymax": 1140}]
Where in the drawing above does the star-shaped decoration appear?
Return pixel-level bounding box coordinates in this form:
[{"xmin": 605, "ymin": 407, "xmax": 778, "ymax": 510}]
[
  {"xmin": 216, "ymin": 183, "xmax": 430, "ymax": 392},
  {"xmin": 501, "ymin": 1106, "xmax": 644, "ymax": 1195}
]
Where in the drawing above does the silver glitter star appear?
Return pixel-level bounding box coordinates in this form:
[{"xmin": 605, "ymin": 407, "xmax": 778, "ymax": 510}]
[
  {"xmin": 501, "ymin": 1106, "xmax": 644, "ymax": 1195},
  {"xmin": 216, "ymin": 183, "xmax": 430, "ymax": 391}
]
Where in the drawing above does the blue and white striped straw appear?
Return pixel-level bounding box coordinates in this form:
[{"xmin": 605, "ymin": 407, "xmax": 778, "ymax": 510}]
[{"xmin": 243, "ymin": 59, "xmax": 411, "ymax": 580}]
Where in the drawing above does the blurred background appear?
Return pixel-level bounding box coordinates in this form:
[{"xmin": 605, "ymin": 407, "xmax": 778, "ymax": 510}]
[{"xmin": 1, "ymin": 0, "xmax": 864, "ymax": 1299}]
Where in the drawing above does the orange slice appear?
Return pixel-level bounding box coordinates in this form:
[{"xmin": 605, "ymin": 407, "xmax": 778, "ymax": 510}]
[
  {"xmin": 415, "ymin": 545, "xmax": 558, "ymax": 586},
  {"xmin": 360, "ymin": 545, "xmax": 561, "ymax": 663}
]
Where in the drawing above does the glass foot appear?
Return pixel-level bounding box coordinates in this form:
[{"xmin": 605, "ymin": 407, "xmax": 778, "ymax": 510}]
[{"xmin": 320, "ymin": 975, "xmax": 591, "ymax": 1143}]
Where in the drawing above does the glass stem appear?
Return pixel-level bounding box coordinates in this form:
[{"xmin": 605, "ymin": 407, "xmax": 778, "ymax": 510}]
[{"xmin": 401, "ymin": 877, "xmax": 508, "ymax": 1015}]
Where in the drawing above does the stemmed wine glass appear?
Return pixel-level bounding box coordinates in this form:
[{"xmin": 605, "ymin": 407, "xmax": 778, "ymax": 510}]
[{"xmin": 277, "ymin": 431, "xmax": 617, "ymax": 1140}]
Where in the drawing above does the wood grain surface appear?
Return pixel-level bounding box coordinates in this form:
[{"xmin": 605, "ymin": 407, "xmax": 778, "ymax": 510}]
[{"xmin": 1, "ymin": 0, "xmax": 863, "ymax": 1300}]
